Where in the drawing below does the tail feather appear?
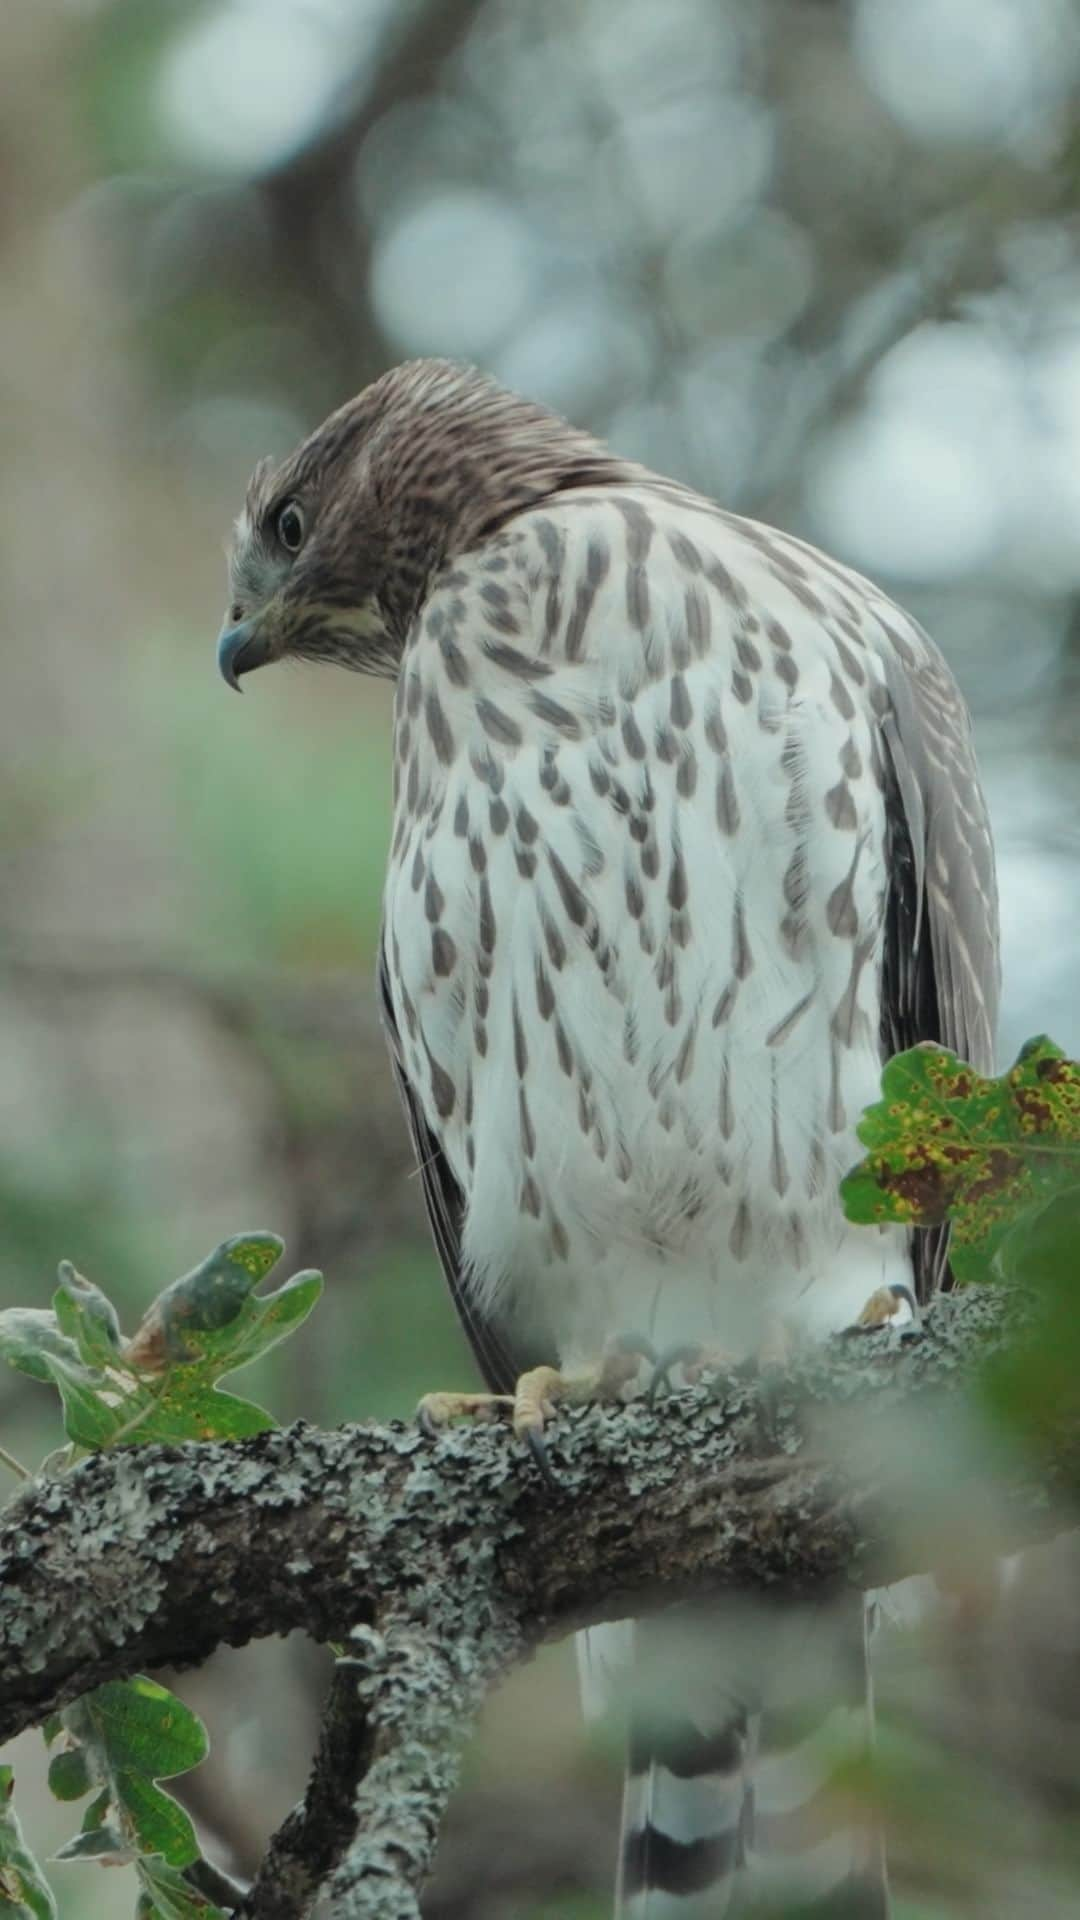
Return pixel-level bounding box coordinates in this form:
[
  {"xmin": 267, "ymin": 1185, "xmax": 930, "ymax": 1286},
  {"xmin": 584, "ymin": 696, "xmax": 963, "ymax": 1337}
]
[
  {"xmin": 617, "ymin": 1697, "xmax": 754, "ymax": 1915},
  {"xmin": 609, "ymin": 1595, "xmax": 888, "ymax": 1918}
]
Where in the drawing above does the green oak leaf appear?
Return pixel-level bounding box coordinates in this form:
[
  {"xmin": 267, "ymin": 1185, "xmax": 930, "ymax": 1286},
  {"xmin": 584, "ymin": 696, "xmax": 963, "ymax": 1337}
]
[
  {"xmin": 125, "ymin": 1233, "xmax": 288, "ymax": 1366},
  {"xmin": 38, "ymin": 1353, "xmax": 117, "ymax": 1451},
  {"xmin": 53, "ymin": 1263, "xmax": 122, "ymax": 1370},
  {"xmin": 76, "ymin": 1787, "xmax": 110, "ymax": 1831},
  {"xmin": 45, "ymin": 1749, "xmax": 92, "ymax": 1803},
  {"xmin": 0, "ymin": 1310, "xmax": 83, "ymax": 1385},
  {"xmin": 117, "ymin": 1233, "xmax": 323, "ymax": 1443},
  {"xmin": 22, "ymin": 1235, "xmax": 321, "ymax": 1451},
  {"xmin": 51, "ymin": 1677, "xmax": 209, "ymax": 1870},
  {"xmin": 136, "ymin": 1856, "xmax": 227, "ymax": 1920},
  {"xmin": 52, "ymin": 1823, "xmax": 130, "ymax": 1864},
  {"xmin": 841, "ymin": 1037, "xmax": 1080, "ymax": 1283},
  {"xmin": 122, "ymin": 1376, "xmax": 279, "ymax": 1445},
  {"xmin": 0, "ymin": 1767, "xmax": 57, "ymax": 1920},
  {"xmin": 979, "ymin": 1187, "xmax": 1080, "ymax": 1443}
]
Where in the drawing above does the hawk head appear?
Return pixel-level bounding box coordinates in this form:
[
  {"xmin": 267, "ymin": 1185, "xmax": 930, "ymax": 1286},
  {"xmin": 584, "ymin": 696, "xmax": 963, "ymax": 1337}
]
[
  {"xmin": 217, "ymin": 359, "xmax": 629, "ymax": 690},
  {"xmin": 219, "ymin": 365, "xmax": 420, "ymax": 688}
]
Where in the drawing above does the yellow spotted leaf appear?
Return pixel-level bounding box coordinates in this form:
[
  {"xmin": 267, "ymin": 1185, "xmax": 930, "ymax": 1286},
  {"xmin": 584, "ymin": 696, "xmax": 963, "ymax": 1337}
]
[{"xmin": 841, "ymin": 1037, "xmax": 1080, "ymax": 1283}]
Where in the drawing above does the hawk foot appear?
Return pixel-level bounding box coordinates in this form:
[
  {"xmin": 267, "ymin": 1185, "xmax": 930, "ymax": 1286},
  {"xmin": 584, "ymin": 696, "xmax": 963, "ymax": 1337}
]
[
  {"xmin": 416, "ymin": 1390, "xmax": 513, "ymax": 1435},
  {"xmin": 417, "ymin": 1333, "xmax": 654, "ymax": 1484},
  {"xmin": 514, "ymin": 1339, "xmax": 653, "ymax": 1484},
  {"xmin": 847, "ymin": 1282, "xmax": 921, "ymax": 1337}
]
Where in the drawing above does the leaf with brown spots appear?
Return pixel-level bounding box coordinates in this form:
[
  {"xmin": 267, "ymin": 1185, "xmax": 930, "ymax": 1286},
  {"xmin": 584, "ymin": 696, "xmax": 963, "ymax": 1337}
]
[
  {"xmin": 0, "ymin": 1235, "xmax": 322, "ymax": 1450},
  {"xmin": 841, "ymin": 1037, "xmax": 1080, "ymax": 1283}
]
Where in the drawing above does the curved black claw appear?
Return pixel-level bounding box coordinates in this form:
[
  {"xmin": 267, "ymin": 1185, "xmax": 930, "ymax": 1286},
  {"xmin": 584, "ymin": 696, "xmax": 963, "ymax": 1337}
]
[
  {"xmin": 524, "ymin": 1426, "xmax": 561, "ymax": 1492},
  {"xmin": 648, "ymin": 1341, "xmax": 704, "ymax": 1404}
]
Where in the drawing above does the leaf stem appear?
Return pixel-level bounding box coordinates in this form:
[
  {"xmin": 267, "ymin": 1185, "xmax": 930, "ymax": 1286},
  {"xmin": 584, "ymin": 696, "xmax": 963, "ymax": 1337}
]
[{"xmin": 0, "ymin": 1440, "xmax": 31, "ymax": 1480}]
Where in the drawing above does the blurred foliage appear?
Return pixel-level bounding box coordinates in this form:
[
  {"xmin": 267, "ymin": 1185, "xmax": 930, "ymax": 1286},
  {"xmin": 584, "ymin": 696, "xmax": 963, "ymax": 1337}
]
[{"xmin": 980, "ymin": 1186, "xmax": 1080, "ymax": 1450}]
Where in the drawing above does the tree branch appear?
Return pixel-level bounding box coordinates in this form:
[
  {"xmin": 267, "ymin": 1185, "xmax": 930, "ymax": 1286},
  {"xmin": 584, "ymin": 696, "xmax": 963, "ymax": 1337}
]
[
  {"xmin": 185, "ymin": 1855, "xmax": 251, "ymax": 1913},
  {"xmin": 238, "ymin": 1660, "xmax": 374, "ymax": 1919},
  {"xmin": 1, "ymin": 1285, "xmax": 1075, "ymax": 1916}
]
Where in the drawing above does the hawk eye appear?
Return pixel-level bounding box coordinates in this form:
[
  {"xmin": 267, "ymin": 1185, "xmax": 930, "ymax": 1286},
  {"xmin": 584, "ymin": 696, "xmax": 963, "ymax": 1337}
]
[{"xmin": 276, "ymin": 501, "xmax": 305, "ymax": 553}]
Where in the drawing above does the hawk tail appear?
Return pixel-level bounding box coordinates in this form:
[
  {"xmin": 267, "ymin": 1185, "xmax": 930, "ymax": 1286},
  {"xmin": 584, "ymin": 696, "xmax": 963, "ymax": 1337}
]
[
  {"xmin": 616, "ymin": 1689, "xmax": 753, "ymax": 1917},
  {"xmin": 609, "ymin": 1595, "xmax": 889, "ymax": 1918}
]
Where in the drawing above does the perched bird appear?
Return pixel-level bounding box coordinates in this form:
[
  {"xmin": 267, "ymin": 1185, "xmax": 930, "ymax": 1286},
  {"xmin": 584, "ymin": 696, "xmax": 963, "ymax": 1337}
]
[{"xmin": 218, "ymin": 359, "xmax": 999, "ymax": 1916}]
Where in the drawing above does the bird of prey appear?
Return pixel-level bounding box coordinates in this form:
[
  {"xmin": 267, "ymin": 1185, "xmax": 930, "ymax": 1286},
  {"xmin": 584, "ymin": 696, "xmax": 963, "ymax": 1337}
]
[{"xmin": 218, "ymin": 359, "xmax": 999, "ymax": 1917}]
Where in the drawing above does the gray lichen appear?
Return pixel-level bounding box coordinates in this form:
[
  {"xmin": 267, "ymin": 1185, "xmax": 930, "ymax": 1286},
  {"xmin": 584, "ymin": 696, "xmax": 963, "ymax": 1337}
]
[{"xmin": 1, "ymin": 1286, "xmax": 1074, "ymax": 1919}]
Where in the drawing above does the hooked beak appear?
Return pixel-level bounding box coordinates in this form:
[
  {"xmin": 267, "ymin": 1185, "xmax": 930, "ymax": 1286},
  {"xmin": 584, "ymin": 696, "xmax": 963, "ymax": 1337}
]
[{"xmin": 217, "ymin": 617, "xmax": 274, "ymax": 692}]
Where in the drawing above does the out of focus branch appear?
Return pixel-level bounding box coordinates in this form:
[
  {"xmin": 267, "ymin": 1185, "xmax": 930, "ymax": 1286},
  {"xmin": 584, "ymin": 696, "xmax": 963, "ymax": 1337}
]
[
  {"xmin": 747, "ymin": 216, "xmax": 1006, "ymax": 523},
  {"xmin": 1, "ymin": 1284, "xmax": 1076, "ymax": 1917},
  {"xmin": 258, "ymin": 0, "xmax": 489, "ymax": 384}
]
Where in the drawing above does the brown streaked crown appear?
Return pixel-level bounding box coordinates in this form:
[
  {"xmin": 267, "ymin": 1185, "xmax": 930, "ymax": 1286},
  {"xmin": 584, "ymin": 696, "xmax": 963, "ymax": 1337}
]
[{"xmin": 225, "ymin": 359, "xmax": 639, "ymax": 680}]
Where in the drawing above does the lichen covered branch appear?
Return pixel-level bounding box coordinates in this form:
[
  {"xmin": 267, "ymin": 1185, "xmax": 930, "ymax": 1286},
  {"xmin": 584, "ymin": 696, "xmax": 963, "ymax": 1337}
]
[{"xmin": 1, "ymin": 1285, "xmax": 1075, "ymax": 1917}]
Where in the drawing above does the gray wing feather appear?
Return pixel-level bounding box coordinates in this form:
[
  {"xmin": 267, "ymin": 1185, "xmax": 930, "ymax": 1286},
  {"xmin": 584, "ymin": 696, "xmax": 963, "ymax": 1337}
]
[
  {"xmin": 878, "ymin": 636, "xmax": 1001, "ymax": 1300},
  {"xmin": 377, "ymin": 938, "xmax": 547, "ymax": 1394}
]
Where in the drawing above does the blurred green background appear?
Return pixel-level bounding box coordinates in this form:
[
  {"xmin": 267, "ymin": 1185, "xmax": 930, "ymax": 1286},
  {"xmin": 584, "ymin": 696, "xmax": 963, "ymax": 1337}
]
[{"xmin": 3, "ymin": 0, "xmax": 1080, "ymax": 1913}]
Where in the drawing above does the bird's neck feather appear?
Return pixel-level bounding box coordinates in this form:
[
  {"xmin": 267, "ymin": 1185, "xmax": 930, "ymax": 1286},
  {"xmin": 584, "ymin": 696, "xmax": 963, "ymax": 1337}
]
[{"xmin": 363, "ymin": 382, "xmax": 638, "ymax": 655}]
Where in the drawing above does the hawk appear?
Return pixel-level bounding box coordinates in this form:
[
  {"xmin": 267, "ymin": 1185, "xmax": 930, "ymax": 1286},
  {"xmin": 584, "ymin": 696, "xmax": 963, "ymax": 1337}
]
[{"xmin": 218, "ymin": 360, "xmax": 999, "ymax": 1917}]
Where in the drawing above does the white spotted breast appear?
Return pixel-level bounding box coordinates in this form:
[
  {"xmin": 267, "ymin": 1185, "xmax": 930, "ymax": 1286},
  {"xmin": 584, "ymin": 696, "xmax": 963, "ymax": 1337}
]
[{"xmin": 382, "ymin": 484, "xmax": 916, "ymax": 1363}]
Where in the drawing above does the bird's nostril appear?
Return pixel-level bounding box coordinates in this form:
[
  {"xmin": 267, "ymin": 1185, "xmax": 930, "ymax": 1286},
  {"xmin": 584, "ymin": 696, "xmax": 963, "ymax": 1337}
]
[{"xmin": 229, "ymin": 604, "xmax": 243, "ymax": 625}]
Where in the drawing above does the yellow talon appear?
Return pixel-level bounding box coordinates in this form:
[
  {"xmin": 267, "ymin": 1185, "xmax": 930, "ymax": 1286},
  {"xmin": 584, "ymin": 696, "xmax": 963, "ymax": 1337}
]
[
  {"xmin": 511, "ymin": 1365, "xmax": 566, "ymax": 1441},
  {"xmin": 851, "ymin": 1282, "xmax": 919, "ymax": 1333},
  {"xmin": 418, "ymin": 1338, "xmax": 651, "ymax": 1478},
  {"xmin": 416, "ymin": 1390, "xmax": 512, "ymax": 1432}
]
